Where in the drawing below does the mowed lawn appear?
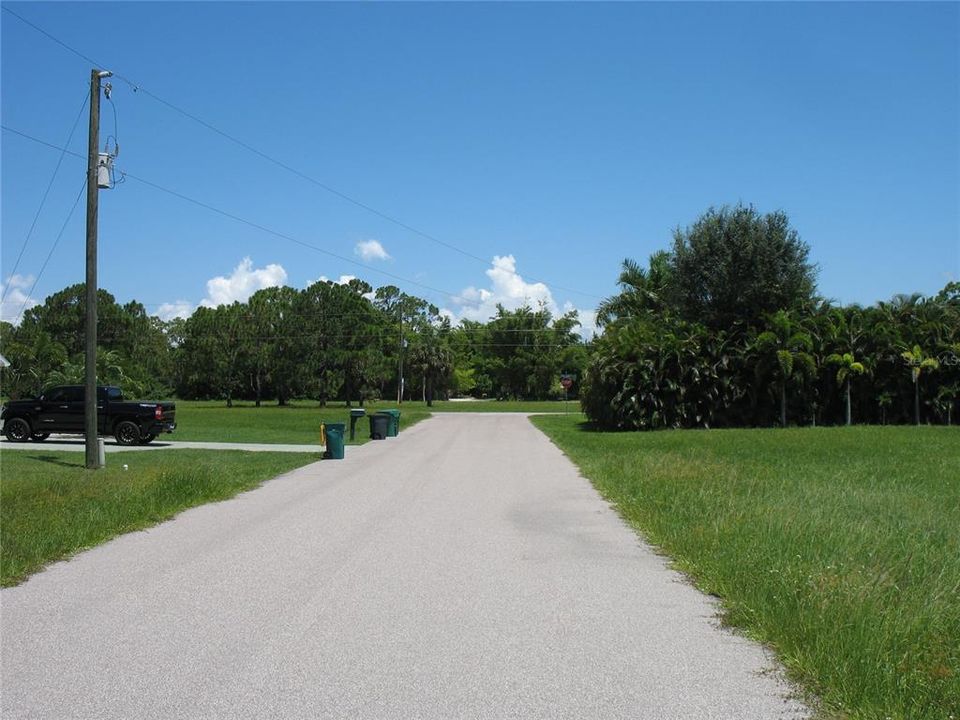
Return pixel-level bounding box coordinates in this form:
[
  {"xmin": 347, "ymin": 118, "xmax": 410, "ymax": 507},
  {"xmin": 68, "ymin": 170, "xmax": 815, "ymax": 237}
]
[
  {"xmin": 1, "ymin": 450, "xmax": 319, "ymax": 587},
  {"xmin": 171, "ymin": 400, "xmax": 431, "ymax": 444},
  {"xmin": 531, "ymin": 418, "xmax": 959, "ymax": 720}
]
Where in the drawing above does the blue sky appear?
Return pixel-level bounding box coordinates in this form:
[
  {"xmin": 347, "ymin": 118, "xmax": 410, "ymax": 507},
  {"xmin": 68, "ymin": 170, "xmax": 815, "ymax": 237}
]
[{"xmin": 2, "ymin": 2, "xmax": 958, "ymax": 334}]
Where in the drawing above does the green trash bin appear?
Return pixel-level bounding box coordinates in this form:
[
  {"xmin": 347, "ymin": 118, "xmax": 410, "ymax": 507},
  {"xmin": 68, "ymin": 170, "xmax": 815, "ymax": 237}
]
[
  {"xmin": 369, "ymin": 413, "xmax": 390, "ymax": 440},
  {"xmin": 383, "ymin": 409, "xmax": 401, "ymax": 437},
  {"xmin": 324, "ymin": 423, "xmax": 346, "ymax": 459}
]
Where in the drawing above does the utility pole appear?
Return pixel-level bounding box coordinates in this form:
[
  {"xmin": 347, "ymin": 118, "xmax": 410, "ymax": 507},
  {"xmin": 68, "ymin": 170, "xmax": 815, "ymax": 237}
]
[
  {"xmin": 396, "ymin": 312, "xmax": 403, "ymax": 405},
  {"xmin": 85, "ymin": 68, "xmax": 111, "ymax": 469}
]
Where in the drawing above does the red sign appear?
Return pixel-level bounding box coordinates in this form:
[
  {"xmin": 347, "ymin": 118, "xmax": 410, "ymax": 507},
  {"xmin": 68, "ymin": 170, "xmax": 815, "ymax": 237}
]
[{"xmin": 560, "ymin": 377, "xmax": 573, "ymax": 390}]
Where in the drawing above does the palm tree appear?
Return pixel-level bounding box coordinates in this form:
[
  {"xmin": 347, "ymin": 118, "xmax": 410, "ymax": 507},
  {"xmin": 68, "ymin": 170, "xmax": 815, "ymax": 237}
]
[
  {"xmin": 877, "ymin": 392, "xmax": 893, "ymax": 426},
  {"xmin": 934, "ymin": 383, "xmax": 959, "ymax": 426},
  {"xmin": 755, "ymin": 311, "xmax": 816, "ymax": 427},
  {"xmin": 595, "ymin": 252, "xmax": 670, "ymax": 327},
  {"xmin": 409, "ymin": 342, "xmax": 453, "ymax": 407},
  {"xmin": 826, "ymin": 352, "xmax": 866, "ymax": 425},
  {"xmin": 900, "ymin": 345, "xmax": 939, "ymax": 425}
]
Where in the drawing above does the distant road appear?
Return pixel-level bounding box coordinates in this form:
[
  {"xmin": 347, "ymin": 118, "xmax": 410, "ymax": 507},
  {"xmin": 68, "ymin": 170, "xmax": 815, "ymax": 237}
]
[{"xmin": 1, "ymin": 414, "xmax": 807, "ymax": 719}]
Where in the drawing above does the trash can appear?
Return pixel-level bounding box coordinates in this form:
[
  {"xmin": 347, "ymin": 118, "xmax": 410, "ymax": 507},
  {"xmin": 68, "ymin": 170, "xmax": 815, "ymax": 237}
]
[
  {"xmin": 349, "ymin": 408, "xmax": 366, "ymax": 441},
  {"xmin": 383, "ymin": 409, "xmax": 401, "ymax": 437},
  {"xmin": 369, "ymin": 412, "xmax": 390, "ymax": 440},
  {"xmin": 323, "ymin": 423, "xmax": 346, "ymax": 459}
]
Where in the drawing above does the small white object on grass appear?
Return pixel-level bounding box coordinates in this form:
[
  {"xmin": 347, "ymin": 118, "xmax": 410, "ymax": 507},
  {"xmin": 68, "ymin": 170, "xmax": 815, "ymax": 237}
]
[{"xmin": 122, "ymin": 464, "xmax": 129, "ymax": 471}]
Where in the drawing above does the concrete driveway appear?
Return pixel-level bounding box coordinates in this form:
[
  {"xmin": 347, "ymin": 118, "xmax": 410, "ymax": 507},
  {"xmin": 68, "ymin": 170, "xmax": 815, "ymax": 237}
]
[{"xmin": 1, "ymin": 414, "xmax": 808, "ymax": 719}]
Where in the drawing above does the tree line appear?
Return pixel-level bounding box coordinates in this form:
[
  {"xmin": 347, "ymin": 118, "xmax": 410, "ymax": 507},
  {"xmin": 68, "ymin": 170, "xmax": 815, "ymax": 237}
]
[
  {"xmin": 2, "ymin": 203, "xmax": 956, "ymax": 426},
  {"xmin": 583, "ymin": 205, "xmax": 959, "ymax": 428},
  {"xmin": 0, "ymin": 279, "xmax": 586, "ymax": 407}
]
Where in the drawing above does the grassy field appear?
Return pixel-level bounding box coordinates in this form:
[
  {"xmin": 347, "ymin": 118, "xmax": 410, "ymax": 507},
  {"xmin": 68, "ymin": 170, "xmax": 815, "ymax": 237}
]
[
  {"xmin": 1, "ymin": 449, "xmax": 319, "ymax": 587},
  {"xmin": 530, "ymin": 418, "xmax": 959, "ymax": 720},
  {"xmin": 172, "ymin": 400, "xmax": 431, "ymax": 444}
]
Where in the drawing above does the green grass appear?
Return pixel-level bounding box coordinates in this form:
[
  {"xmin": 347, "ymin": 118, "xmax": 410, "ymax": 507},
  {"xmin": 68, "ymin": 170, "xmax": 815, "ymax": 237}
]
[
  {"xmin": 530, "ymin": 418, "xmax": 960, "ymax": 720},
  {"xmin": 171, "ymin": 400, "xmax": 431, "ymax": 444},
  {"xmin": 1, "ymin": 449, "xmax": 319, "ymax": 587}
]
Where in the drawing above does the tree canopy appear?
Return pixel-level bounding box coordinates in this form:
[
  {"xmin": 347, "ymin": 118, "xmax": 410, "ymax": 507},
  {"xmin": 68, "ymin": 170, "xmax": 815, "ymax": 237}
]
[{"xmin": 668, "ymin": 204, "xmax": 817, "ymax": 329}]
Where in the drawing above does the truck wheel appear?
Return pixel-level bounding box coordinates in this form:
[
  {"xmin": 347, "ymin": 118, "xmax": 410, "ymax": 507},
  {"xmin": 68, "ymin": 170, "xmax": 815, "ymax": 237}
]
[
  {"xmin": 30, "ymin": 433, "xmax": 51, "ymax": 442},
  {"xmin": 4, "ymin": 418, "xmax": 31, "ymax": 443},
  {"xmin": 139, "ymin": 434, "xmax": 156, "ymax": 445},
  {"xmin": 115, "ymin": 421, "xmax": 141, "ymax": 446}
]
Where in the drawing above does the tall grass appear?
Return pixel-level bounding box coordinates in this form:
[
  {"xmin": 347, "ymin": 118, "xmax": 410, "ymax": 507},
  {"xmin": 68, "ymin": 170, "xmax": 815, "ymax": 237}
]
[
  {"xmin": 1, "ymin": 450, "xmax": 318, "ymax": 586},
  {"xmin": 531, "ymin": 419, "xmax": 959, "ymax": 719}
]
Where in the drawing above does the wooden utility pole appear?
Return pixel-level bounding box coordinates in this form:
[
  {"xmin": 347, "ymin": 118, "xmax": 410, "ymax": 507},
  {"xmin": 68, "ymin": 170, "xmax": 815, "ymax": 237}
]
[{"xmin": 85, "ymin": 69, "xmax": 110, "ymax": 469}]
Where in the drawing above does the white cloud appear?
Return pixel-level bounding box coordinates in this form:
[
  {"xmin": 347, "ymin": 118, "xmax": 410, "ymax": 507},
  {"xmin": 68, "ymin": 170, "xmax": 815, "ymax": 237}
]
[
  {"xmin": 0, "ymin": 275, "xmax": 38, "ymax": 325},
  {"xmin": 450, "ymin": 255, "xmax": 555, "ymax": 321},
  {"xmin": 156, "ymin": 300, "xmax": 195, "ymax": 322},
  {"xmin": 316, "ymin": 274, "xmax": 358, "ymax": 286},
  {"xmin": 200, "ymin": 257, "xmax": 287, "ymax": 308},
  {"xmin": 564, "ymin": 302, "xmax": 599, "ymax": 341},
  {"xmin": 152, "ymin": 258, "xmax": 287, "ymax": 320},
  {"xmin": 443, "ymin": 255, "xmax": 597, "ymax": 340},
  {"xmin": 355, "ymin": 239, "xmax": 390, "ymax": 262}
]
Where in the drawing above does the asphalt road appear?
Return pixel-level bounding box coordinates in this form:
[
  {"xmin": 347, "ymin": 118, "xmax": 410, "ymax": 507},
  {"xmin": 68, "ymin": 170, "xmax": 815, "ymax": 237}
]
[{"xmin": 1, "ymin": 414, "xmax": 808, "ymax": 719}]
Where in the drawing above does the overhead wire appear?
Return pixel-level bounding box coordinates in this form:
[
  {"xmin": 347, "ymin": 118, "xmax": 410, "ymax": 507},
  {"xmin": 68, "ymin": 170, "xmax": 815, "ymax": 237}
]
[
  {"xmin": 4, "ymin": 126, "xmax": 595, "ymax": 339},
  {"xmin": 1, "ymin": 92, "xmax": 88, "ymax": 303},
  {"xmin": 13, "ymin": 178, "xmax": 88, "ymax": 324},
  {"xmin": 2, "ymin": 5, "xmax": 604, "ymax": 302},
  {"xmin": 3, "ymin": 125, "xmax": 594, "ymax": 338},
  {"xmin": 1, "ymin": 124, "xmax": 458, "ymax": 303}
]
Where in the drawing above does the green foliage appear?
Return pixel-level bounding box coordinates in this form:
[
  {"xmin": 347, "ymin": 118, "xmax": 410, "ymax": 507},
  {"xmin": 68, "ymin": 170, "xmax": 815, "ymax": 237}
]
[
  {"xmin": 581, "ymin": 315, "xmax": 741, "ymax": 430},
  {"xmin": 826, "ymin": 352, "xmax": 868, "ymax": 425},
  {"xmin": 477, "ymin": 304, "xmax": 584, "ymax": 400},
  {"xmin": 1, "ymin": 285, "xmax": 172, "ymax": 400},
  {"xmin": 596, "ymin": 251, "xmax": 671, "ymax": 327},
  {"xmin": 1, "ymin": 276, "xmax": 589, "ymax": 407},
  {"xmin": 669, "ymin": 204, "xmax": 817, "ymax": 329},
  {"xmin": 534, "ymin": 416, "xmax": 960, "ymax": 719},
  {"xmin": 583, "ymin": 205, "xmax": 959, "ymax": 430},
  {"xmin": 827, "ymin": 352, "xmax": 866, "ymax": 388},
  {"xmin": 753, "ymin": 311, "xmax": 816, "ymax": 427}
]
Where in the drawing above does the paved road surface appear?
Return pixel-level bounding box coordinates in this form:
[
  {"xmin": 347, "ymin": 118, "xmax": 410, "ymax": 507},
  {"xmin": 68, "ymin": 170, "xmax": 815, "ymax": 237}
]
[{"xmin": 1, "ymin": 414, "xmax": 808, "ymax": 719}]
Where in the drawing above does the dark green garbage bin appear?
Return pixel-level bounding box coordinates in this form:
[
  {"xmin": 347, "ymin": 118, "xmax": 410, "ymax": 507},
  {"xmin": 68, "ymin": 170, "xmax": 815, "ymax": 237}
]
[
  {"xmin": 383, "ymin": 409, "xmax": 401, "ymax": 437},
  {"xmin": 324, "ymin": 423, "xmax": 346, "ymax": 459},
  {"xmin": 369, "ymin": 412, "xmax": 390, "ymax": 440},
  {"xmin": 349, "ymin": 408, "xmax": 366, "ymax": 441}
]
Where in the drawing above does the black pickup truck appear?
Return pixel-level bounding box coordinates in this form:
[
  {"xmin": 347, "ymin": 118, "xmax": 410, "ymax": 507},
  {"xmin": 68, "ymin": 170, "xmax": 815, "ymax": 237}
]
[{"xmin": 1, "ymin": 385, "xmax": 176, "ymax": 446}]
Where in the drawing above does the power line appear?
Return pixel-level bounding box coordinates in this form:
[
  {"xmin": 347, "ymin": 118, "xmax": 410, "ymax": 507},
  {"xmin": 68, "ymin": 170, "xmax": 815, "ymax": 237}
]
[
  {"xmin": 120, "ymin": 171, "xmax": 462, "ymax": 301},
  {"xmin": 0, "ymin": 125, "xmax": 592, "ymax": 330},
  {"xmin": 1, "ymin": 6, "xmax": 103, "ymax": 68},
  {"xmin": 13, "ymin": 178, "xmax": 88, "ymax": 324},
  {"xmin": 1, "ymin": 92, "xmax": 88, "ymax": 303},
  {"xmin": 1, "ymin": 124, "xmax": 458, "ymax": 302},
  {"xmin": 0, "ymin": 126, "xmax": 86, "ymax": 159},
  {"xmin": 2, "ymin": 5, "xmax": 603, "ymax": 302},
  {"xmin": 3, "ymin": 126, "xmax": 597, "ymax": 341}
]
